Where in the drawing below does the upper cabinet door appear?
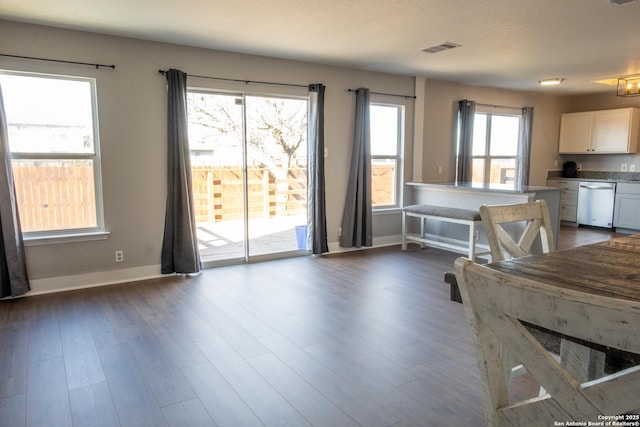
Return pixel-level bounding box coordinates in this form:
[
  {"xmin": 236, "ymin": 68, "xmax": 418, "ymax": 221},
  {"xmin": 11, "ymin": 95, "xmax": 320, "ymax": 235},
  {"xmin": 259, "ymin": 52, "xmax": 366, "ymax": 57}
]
[
  {"xmin": 592, "ymin": 108, "xmax": 638, "ymax": 153},
  {"xmin": 558, "ymin": 108, "xmax": 640, "ymax": 154},
  {"xmin": 558, "ymin": 111, "xmax": 593, "ymax": 153}
]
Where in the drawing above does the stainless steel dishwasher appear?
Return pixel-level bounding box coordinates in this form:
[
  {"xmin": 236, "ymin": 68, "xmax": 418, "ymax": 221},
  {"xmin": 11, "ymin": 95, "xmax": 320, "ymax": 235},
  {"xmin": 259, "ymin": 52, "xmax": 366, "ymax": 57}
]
[{"xmin": 577, "ymin": 181, "xmax": 617, "ymax": 228}]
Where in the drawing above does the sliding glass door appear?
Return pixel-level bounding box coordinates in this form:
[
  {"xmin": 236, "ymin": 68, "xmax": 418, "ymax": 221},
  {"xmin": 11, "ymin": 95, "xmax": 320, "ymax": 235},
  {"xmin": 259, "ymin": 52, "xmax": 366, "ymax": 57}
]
[{"xmin": 187, "ymin": 91, "xmax": 308, "ymax": 265}]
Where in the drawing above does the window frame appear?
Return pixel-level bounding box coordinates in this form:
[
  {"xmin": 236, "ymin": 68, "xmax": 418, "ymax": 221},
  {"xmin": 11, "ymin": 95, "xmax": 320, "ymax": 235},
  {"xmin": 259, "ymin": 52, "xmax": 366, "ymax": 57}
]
[
  {"xmin": 0, "ymin": 70, "xmax": 106, "ymax": 242},
  {"xmin": 471, "ymin": 107, "xmax": 522, "ymax": 187},
  {"xmin": 186, "ymin": 86, "xmax": 311, "ymax": 263},
  {"xmin": 370, "ymin": 101, "xmax": 404, "ymax": 210}
]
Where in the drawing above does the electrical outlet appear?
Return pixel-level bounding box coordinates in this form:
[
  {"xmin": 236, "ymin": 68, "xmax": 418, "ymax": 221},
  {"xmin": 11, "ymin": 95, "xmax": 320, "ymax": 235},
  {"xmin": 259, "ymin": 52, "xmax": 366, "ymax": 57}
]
[
  {"xmin": 622, "ymin": 164, "xmax": 628, "ymax": 172},
  {"xmin": 630, "ymin": 164, "xmax": 636, "ymax": 172},
  {"xmin": 577, "ymin": 164, "xmax": 583, "ymax": 171},
  {"xmin": 437, "ymin": 165, "xmax": 443, "ymax": 175},
  {"xmin": 554, "ymin": 160, "xmax": 558, "ymax": 168},
  {"xmin": 115, "ymin": 250, "xmax": 124, "ymax": 263}
]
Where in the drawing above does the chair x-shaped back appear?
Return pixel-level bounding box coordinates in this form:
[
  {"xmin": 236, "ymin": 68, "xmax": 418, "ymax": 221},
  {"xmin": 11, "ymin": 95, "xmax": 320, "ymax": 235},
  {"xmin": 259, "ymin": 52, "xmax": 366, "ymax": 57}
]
[{"xmin": 479, "ymin": 200, "xmax": 554, "ymax": 262}]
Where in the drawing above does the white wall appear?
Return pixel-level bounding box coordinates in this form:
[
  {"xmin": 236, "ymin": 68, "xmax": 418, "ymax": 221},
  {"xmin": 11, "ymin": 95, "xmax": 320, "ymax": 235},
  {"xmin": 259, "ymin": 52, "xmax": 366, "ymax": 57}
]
[
  {"xmin": 3, "ymin": 19, "xmax": 616, "ymax": 294},
  {"xmin": 1, "ymin": 20, "xmax": 415, "ymax": 293},
  {"xmin": 417, "ymin": 79, "xmax": 568, "ymax": 187}
]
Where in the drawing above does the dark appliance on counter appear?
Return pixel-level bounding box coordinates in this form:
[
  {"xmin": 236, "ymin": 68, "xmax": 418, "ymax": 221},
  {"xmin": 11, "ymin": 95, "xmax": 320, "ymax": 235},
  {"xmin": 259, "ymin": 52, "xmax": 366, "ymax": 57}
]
[{"xmin": 562, "ymin": 161, "xmax": 578, "ymax": 178}]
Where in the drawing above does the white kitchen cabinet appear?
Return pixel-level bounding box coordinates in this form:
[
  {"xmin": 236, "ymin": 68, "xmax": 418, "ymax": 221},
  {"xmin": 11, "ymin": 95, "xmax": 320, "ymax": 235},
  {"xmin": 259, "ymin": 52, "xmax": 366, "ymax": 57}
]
[
  {"xmin": 546, "ymin": 179, "xmax": 579, "ymax": 222},
  {"xmin": 558, "ymin": 108, "xmax": 640, "ymax": 154},
  {"xmin": 614, "ymin": 182, "xmax": 640, "ymax": 231},
  {"xmin": 558, "ymin": 112, "xmax": 593, "ymax": 153}
]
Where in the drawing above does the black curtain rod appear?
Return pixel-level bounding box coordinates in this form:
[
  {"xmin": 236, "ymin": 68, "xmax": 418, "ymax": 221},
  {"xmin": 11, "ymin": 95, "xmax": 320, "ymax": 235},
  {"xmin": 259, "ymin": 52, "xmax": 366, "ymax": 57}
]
[
  {"xmin": 158, "ymin": 69, "xmax": 308, "ymax": 88},
  {"xmin": 0, "ymin": 53, "xmax": 115, "ymax": 69},
  {"xmin": 476, "ymin": 102, "xmax": 522, "ymax": 110},
  {"xmin": 347, "ymin": 88, "xmax": 416, "ymax": 100}
]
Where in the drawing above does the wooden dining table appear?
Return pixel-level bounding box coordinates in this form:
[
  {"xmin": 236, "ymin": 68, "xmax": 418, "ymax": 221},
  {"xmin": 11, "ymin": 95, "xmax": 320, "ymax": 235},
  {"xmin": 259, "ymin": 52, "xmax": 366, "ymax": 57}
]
[
  {"xmin": 454, "ymin": 234, "xmax": 640, "ymax": 426},
  {"xmin": 488, "ymin": 233, "xmax": 640, "ymax": 304}
]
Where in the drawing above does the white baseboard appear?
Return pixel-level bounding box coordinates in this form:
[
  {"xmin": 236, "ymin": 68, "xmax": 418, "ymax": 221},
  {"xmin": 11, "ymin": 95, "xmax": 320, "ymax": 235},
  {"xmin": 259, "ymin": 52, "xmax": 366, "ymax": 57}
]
[
  {"xmin": 27, "ymin": 264, "xmax": 165, "ymax": 296},
  {"xmin": 327, "ymin": 234, "xmax": 402, "ymax": 253},
  {"xmin": 24, "ymin": 235, "xmax": 405, "ymax": 296}
]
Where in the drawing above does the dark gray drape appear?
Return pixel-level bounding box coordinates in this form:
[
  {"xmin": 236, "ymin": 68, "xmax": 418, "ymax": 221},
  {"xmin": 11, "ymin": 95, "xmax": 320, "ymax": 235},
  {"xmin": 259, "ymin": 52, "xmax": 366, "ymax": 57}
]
[
  {"xmin": 456, "ymin": 99, "xmax": 476, "ymax": 183},
  {"xmin": 307, "ymin": 84, "xmax": 328, "ymax": 254},
  {"xmin": 339, "ymin": 88, "xmax": 372, "ymax": 248},
  {"xmin": 0, "ymin": 86, "xmax": 29, "ymax": 297},
  {"xmin": 517, "ymin": 106, "xmax": 534, "ymax": 188},
  {"xmin": 161, "ymin": 69, "xmax": 201, "ymax": 274}
]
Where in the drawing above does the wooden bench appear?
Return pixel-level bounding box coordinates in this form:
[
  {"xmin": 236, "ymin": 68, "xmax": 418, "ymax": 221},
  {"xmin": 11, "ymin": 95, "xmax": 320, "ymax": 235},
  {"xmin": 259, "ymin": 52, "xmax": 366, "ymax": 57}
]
[{"xmin": 401, "ymin": 204, "xmax": 488, "ymax": 262}]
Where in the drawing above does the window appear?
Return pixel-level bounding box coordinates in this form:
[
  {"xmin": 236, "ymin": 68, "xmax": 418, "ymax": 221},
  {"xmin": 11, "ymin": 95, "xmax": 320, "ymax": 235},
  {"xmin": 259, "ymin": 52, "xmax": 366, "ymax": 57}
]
[
  {"xmin": 471, "ymin": 109, "xmax": 521, "ymax": 187},
  {"xmin": 370, "ymin": 103, "xmax": 403, "ymax": 208},
  {"xmin": 0, "ymin": 71, "xmax": 104, "ymax": 238}
]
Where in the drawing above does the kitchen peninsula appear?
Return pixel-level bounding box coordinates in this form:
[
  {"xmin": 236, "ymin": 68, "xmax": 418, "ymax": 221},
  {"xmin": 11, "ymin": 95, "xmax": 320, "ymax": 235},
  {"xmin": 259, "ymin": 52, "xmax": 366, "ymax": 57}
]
[{"xmin": 406, "ymin": 182, "xmax": 561, "ymax": 254}]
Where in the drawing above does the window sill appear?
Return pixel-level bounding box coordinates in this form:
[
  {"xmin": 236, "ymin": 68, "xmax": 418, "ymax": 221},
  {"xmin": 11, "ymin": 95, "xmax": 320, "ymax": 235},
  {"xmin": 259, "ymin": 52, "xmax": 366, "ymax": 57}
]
[{"xmin": 24, "ymin": 231, "xmax": 111, "ymax": 246}]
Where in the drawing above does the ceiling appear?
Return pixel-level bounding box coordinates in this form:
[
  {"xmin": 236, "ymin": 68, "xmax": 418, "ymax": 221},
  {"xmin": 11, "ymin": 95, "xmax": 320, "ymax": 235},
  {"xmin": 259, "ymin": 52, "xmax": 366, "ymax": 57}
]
[{"xmin": 1, "ymin": 0, "xmax": 639, "ymax": 94}]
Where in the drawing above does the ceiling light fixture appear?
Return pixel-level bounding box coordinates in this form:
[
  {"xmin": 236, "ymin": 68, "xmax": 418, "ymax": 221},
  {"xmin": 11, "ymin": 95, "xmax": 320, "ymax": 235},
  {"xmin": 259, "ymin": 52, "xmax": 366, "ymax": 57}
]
[
  {"xmin": 538, "ymin": 78, "xmax": 564, "ymax": 86},
  {"xmin": 617, "ymin": 76, "xmax": 640, "ymax": 96}
]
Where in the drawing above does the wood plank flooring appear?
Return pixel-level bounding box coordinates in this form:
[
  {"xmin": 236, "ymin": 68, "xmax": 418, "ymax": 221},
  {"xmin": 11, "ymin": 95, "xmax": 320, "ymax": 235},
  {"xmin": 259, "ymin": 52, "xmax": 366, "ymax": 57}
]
[{"xmin": 0, "ymin": 226, "xmax": 623, "ymax": 426}]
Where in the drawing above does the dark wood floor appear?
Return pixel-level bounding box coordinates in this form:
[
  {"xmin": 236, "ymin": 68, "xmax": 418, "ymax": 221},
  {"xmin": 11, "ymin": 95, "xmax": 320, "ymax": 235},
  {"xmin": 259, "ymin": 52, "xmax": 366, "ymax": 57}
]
[{"xmin": 0, "ymin": 226, "xmax": 624, "ymax": 426}]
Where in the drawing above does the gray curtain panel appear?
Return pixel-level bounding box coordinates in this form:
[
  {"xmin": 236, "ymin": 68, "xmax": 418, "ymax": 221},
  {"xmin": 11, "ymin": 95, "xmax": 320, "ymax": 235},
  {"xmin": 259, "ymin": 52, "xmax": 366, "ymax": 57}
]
[
  {"xmin": 339, "ymin": 88, "xmax": 372, "ymax": 248},
  {"xmin": 161, "ymin": 69, "xmax": 202, "ymax": 274},
  {"xmin": 307, "ymin": 84, "xmax": 329, "ymax": 254},
  {"xmin": 517, "ymin": 106, "xmax": 534, "ymax": 188},
  {"xmin": 0, "ymin": 86, "xmax": 30, "ymax": 298},
  {"xmin": 456, "ymin": 99, "xmax": 476, "ymax": 183}
]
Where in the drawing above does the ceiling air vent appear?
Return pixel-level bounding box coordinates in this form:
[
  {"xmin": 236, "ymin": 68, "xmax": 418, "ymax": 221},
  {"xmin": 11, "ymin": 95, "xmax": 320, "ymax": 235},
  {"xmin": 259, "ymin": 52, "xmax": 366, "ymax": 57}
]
[
  {"xmin": 610, "ymin": 0, "xmax": 636, "ymax": 4},
  {"xmin": 422, "ymin": 42, "xmax": 461, "ymax": 54}
]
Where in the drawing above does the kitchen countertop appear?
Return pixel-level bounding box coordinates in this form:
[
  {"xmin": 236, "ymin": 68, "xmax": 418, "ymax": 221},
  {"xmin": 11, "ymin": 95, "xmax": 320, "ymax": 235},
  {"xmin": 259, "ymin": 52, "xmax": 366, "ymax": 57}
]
[
  {"xmin": 547, "ymin": 170, "xmax": 640, "ymax": 183},
  {"xmin": 407, "ymin": 181, "xmax": 563, "ymax": 242},
  {"xmin": 407, "ymin": 181, "xmax": 560, "ymax": 194},
  {"xmin": 548, "ymin": 177, "xmax": 640, "ymax": 184}
]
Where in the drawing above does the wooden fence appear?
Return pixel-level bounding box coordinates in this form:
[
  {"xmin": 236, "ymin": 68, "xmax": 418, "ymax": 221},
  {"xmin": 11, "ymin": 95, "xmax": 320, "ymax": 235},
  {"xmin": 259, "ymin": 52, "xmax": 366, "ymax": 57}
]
[
  {"xmin": 191, "ymin": 166, "xmax": 308, "ymax": 223},
  {"xmin": 12, "ymin": 161, "xmax": 97, "ymax": 232},
  {"xmin": 192, "ymin": 163, "xmax": 396, "ymax": 222},
  {"xmin": 10, "ymin": 162, "xmax": 396, "ymax": 232},
  {"xmin": 372, "ymin": 163, "xmax": 395, "ymax": 206},
  {"xmin": 471, "ymin": 163, "xmax": 516, "ymax": 185}
]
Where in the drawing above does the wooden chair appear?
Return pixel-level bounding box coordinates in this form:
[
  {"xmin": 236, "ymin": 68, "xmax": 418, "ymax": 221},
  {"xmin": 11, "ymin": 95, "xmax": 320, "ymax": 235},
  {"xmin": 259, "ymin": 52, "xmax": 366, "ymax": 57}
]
[
  {"xmin": 454, "ymin": 257, "xmax": 640, "ymax": 427},
  {"xmin": 445, "ymin": 200, "xmax": 554, "ymax": 302},
  {"xmin": 478, "ymin": 201, "xmax": 604, "ymax": 388},
  {"xmin": 478, "ymin": 200, "xmax": 554, "ymax": 262}
]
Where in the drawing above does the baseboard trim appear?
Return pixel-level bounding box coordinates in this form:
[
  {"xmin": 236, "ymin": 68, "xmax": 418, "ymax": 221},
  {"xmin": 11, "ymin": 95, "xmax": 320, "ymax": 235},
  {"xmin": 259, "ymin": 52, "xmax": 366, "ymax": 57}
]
[
  {"xmin": 23, "ymin": 235, "xmax": 405, "ymax": 296},
  {"xmin": 327, "ymin": 234, "xmax": 401, "ymax": 253},
  {"xmin": 26, "ymin": 264, "xmax": 165, "ymax": 296}
]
